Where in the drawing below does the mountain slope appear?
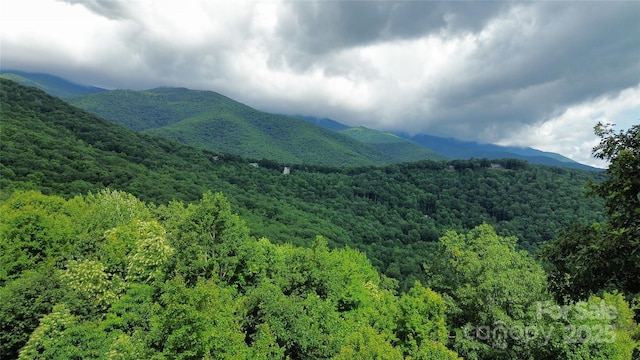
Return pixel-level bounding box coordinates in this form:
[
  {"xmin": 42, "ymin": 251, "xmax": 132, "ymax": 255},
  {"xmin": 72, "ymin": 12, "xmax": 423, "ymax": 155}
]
[
  {"xmin": 0, "ymin": 78, "xmax": 605, "ymax": 289},
  {"xmin": 294, "ymin": 115, "xmax": 350, "ymax": 131},
  {"xmin": 0, "ymin": 70, "xmax": 106, "ymax": 98},
  {"xmin": 340, "ymin": 126, "xmax": 448, "ymax": 162},
  {"xmin": 67, "ymin": 88, "xmax": 393, "ymax": 166},
  {"xmin": 296, "ymin": 115, "xmax": 598, "ymax": 170},
  {"xmin": 403, "ymin": 133, "xmax": 600, "ymax": 171},
  {"xmin": 3, "ymin": 70, "xmax": 596, "ymax": 170}
]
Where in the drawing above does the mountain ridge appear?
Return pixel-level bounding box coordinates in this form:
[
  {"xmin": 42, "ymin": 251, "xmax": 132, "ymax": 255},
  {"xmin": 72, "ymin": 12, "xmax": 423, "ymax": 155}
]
[
  {"xmin": 0, "ymin": 78, "xmax": 606, "ymax": 287},
  {"xmin": 0, "ymin": 70, "xmax": 106, "ymax": 98},
  {"xmin": 66, "ymin": 87, "xmax": 396, "ymax": 166},
  {"xmin": 298, "ymin": 113, "xmax": 600, "ymax": 170},
  {"xmin": 400, "ymin": 133, "xmax": 599, "ymax": 171},
  {"xmin": 339, "ymin": 126, "xmax": 449, "ymax": 162},
  {"xmin": 2, "ymin": 70, "xmax": 598, "ymax": 170}
]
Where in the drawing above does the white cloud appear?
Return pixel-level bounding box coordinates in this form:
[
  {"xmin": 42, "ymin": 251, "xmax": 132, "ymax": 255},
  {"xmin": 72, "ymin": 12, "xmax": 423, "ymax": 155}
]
[
  {"xmin": 2, "ymin": 0, "xmax": 111, "ymax": 63},
  {"xmin": 499, "ymin": 86, "xmax": 640, "ymax": 168}
]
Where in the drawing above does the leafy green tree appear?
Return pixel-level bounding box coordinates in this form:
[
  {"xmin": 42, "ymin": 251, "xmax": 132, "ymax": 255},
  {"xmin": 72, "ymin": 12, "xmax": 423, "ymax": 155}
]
[
  {"xmin": 591, "ymin": 123, "xmax": 640, "ymax": 233},
  {"xmin": 425, "ymin": 223, "xmax": 549, "ymax": 359},
  {"xmin": 100, "ymin": 220, "xmax": 149, "ymax": 277},
  {"xmin": 0, "ymin": 190, "xmax": 76, "ymax": 284},
  {"xmin": 59, "ymin": 260, "xmax": 124, "ymax": 317},
  {"xmin": 125, "ymin": 220, "xmax": 174, "ymax": 284},
  {"xmin": 19, "ymin": 304, "xmax": 77, "ymax": 359},
  {"xmin": 169, "ymin": 191, "xmax": 251, "ymax": 285},
  {"xmin": 105, "ymin": 333, "xmax": 150, "ymax": 360},
  {"xmin": 148, "ymin": 277, "xmax": 249, "ymax": 359},
  {"xmin": 332, "ymin": 323, "xmax": 403, "ymax": 360},
  {"xmin": 531, "ymin": 292, "xmax": 638, "ymax": 359},
  {"xmin": 243, "ymin": 323, "xmax": 285, "ymax": 360},
  {"xmin": 73, "ymin": 189, "xmax": 152, "ymax": 257},
  {"xmin": 542, "ymin": 123, "xmax": 640, "ymax": 300},
  {"xmin": 0, "ymin": 265, "xmax": 64, "ymax": 359},
  {"xmin": 83, "ymin": 189, "xmax": 151, "ymax": 232},
  {"xmin": 541, "ymin": 223, "xmax": 607, "ymax": 301},
  {"xmin": 396, "ymin": 282, "xmax": 460, "ymax": 359},
  {"xmin": 241, "ymin": 280, "xmax": 346, "ymax": 359},
  {"xmin": 99, "ymin": 283, "xmax": 161, "ymax": 358},
  {"xmin": 589, "ymin": 123, "xmax": 639, "ymax": 296},
  {"xmin": 18, "ymin": 304, "xmax": 108, "ymax": 360}
]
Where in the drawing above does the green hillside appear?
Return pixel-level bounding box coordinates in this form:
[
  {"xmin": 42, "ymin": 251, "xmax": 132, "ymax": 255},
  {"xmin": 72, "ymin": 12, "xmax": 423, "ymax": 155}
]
[
  {"xmin": 297, "ymin": 114, "xmax": 597, "ymax": 170},
  {"xmin": 3, "ymin": 79, "xmax": 638, "ymax": 359},
  {"xmin": 2, "ymin": 71, "xmax": 598, "ymax": 169},
  {"xmin": 0, "ymin": 78, "xmax": 606, "ymax": 287},
  {"xmin": 340, "ymin": 126, "xmax": 448, "ymax": 162},
  {"xmin": 67, "ymin": 88, "xmax": 394, "ymax": 166}
]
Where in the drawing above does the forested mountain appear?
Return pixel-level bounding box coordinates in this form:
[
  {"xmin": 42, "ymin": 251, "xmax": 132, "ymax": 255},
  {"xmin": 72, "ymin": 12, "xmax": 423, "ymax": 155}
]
[
  {"xmin": 294, "ymin": 115, "xmax": 350, "ymax": 132},
  {"xmin": 292, "ymin": 114, "xmax": 599, "ymax": 170},
  {"xmin": 1, "ymin": 79, "xmax": 638, "ymax": 359},
  {"xmin": 0, "ymin": 78, "xmax": 605, "ymax": 286},
  {"xmin": 65, "ymin": 87, "xmax": 399, "ymax": 166},
  {"xmin": 3, "ymin": 70, "xmax": 597, "ymax": 169},
  {"xmin": 339, "ymin": 126, "xmax": 448, "ymax": 162},
  {"xmin": 403, "ymin": 133, "xmax": 599, "ymax": 171},
  {"xmin": 0, "ymin": 70, "xmax": 106, "ymax": 98}
]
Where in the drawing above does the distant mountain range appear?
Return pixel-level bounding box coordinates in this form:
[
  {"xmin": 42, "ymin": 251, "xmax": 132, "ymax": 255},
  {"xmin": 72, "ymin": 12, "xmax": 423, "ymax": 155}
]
[
  {"xmin": 299, "ymin": 117, "xmax": 596, "ymax": 170},
  {"xmin": 398, "ymin": 134, "xmax": 598, "ymax": 171},
  {"xmin": 0, "ymin": 70, "xmax": 599, "ymax": 170},
  {"xmin": 0, "ymin": 70, "xmax": 106, "ymax": 98},
  {"xmin": 0, "ymin": 78, "xmax": 606, "ymax": 287},
  {"xmin": 293, "ymin": 114, "xmax": 597, "ymax": 171},
  {"xmin": 338, "ymin": 126, "xmax": 449, "ymax": 162}
]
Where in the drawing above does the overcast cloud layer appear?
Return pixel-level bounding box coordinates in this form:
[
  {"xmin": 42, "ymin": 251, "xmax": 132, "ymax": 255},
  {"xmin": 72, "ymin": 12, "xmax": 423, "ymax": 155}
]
[{"xmin": 2, "ymin": 0, "xmax": 639, "ymax": 167}]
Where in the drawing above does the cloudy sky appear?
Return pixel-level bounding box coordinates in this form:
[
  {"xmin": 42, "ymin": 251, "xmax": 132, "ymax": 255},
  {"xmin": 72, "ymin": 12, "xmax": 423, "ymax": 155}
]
[{"xmin": 2, "ymin": 0, "xmax": 639, "ymax": 167}]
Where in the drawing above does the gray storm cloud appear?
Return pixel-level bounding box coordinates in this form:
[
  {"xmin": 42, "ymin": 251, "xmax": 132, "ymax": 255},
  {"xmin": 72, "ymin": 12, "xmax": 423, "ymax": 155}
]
[
  {"xmin": 371, "ymin": 2, "xmax": 639, "ymax": 140},
  {"xmin": 271, "ymin": 1, "xmax": 509, "ymax": 69},
  {"xmin": 58, "ymin": 0, "xmax": 131, "ymax": 20},
  {"xmin": 3, "ymin": 0, "xmax": 638, "ymax": 165},
  {"xmin": 238, "ymin": 1, "xmax": 637, "ymax": 141}
]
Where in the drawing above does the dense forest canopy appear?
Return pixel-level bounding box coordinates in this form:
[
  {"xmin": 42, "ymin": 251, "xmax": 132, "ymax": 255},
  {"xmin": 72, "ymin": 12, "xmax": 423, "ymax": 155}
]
[
  {"xmin": 65, "ymin": 87, "xmax": 400, "ymax": 166},
  {"xmin": 1, "ymin": 190, "xmax": 637, "ymax": 359},
  {"xmin": 1, "ymin": 79, "xmax": 638, "ymax": 359},
  {"xmin": 0, "ymin": 79, "xmax": 606, "ymax": 288}
]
